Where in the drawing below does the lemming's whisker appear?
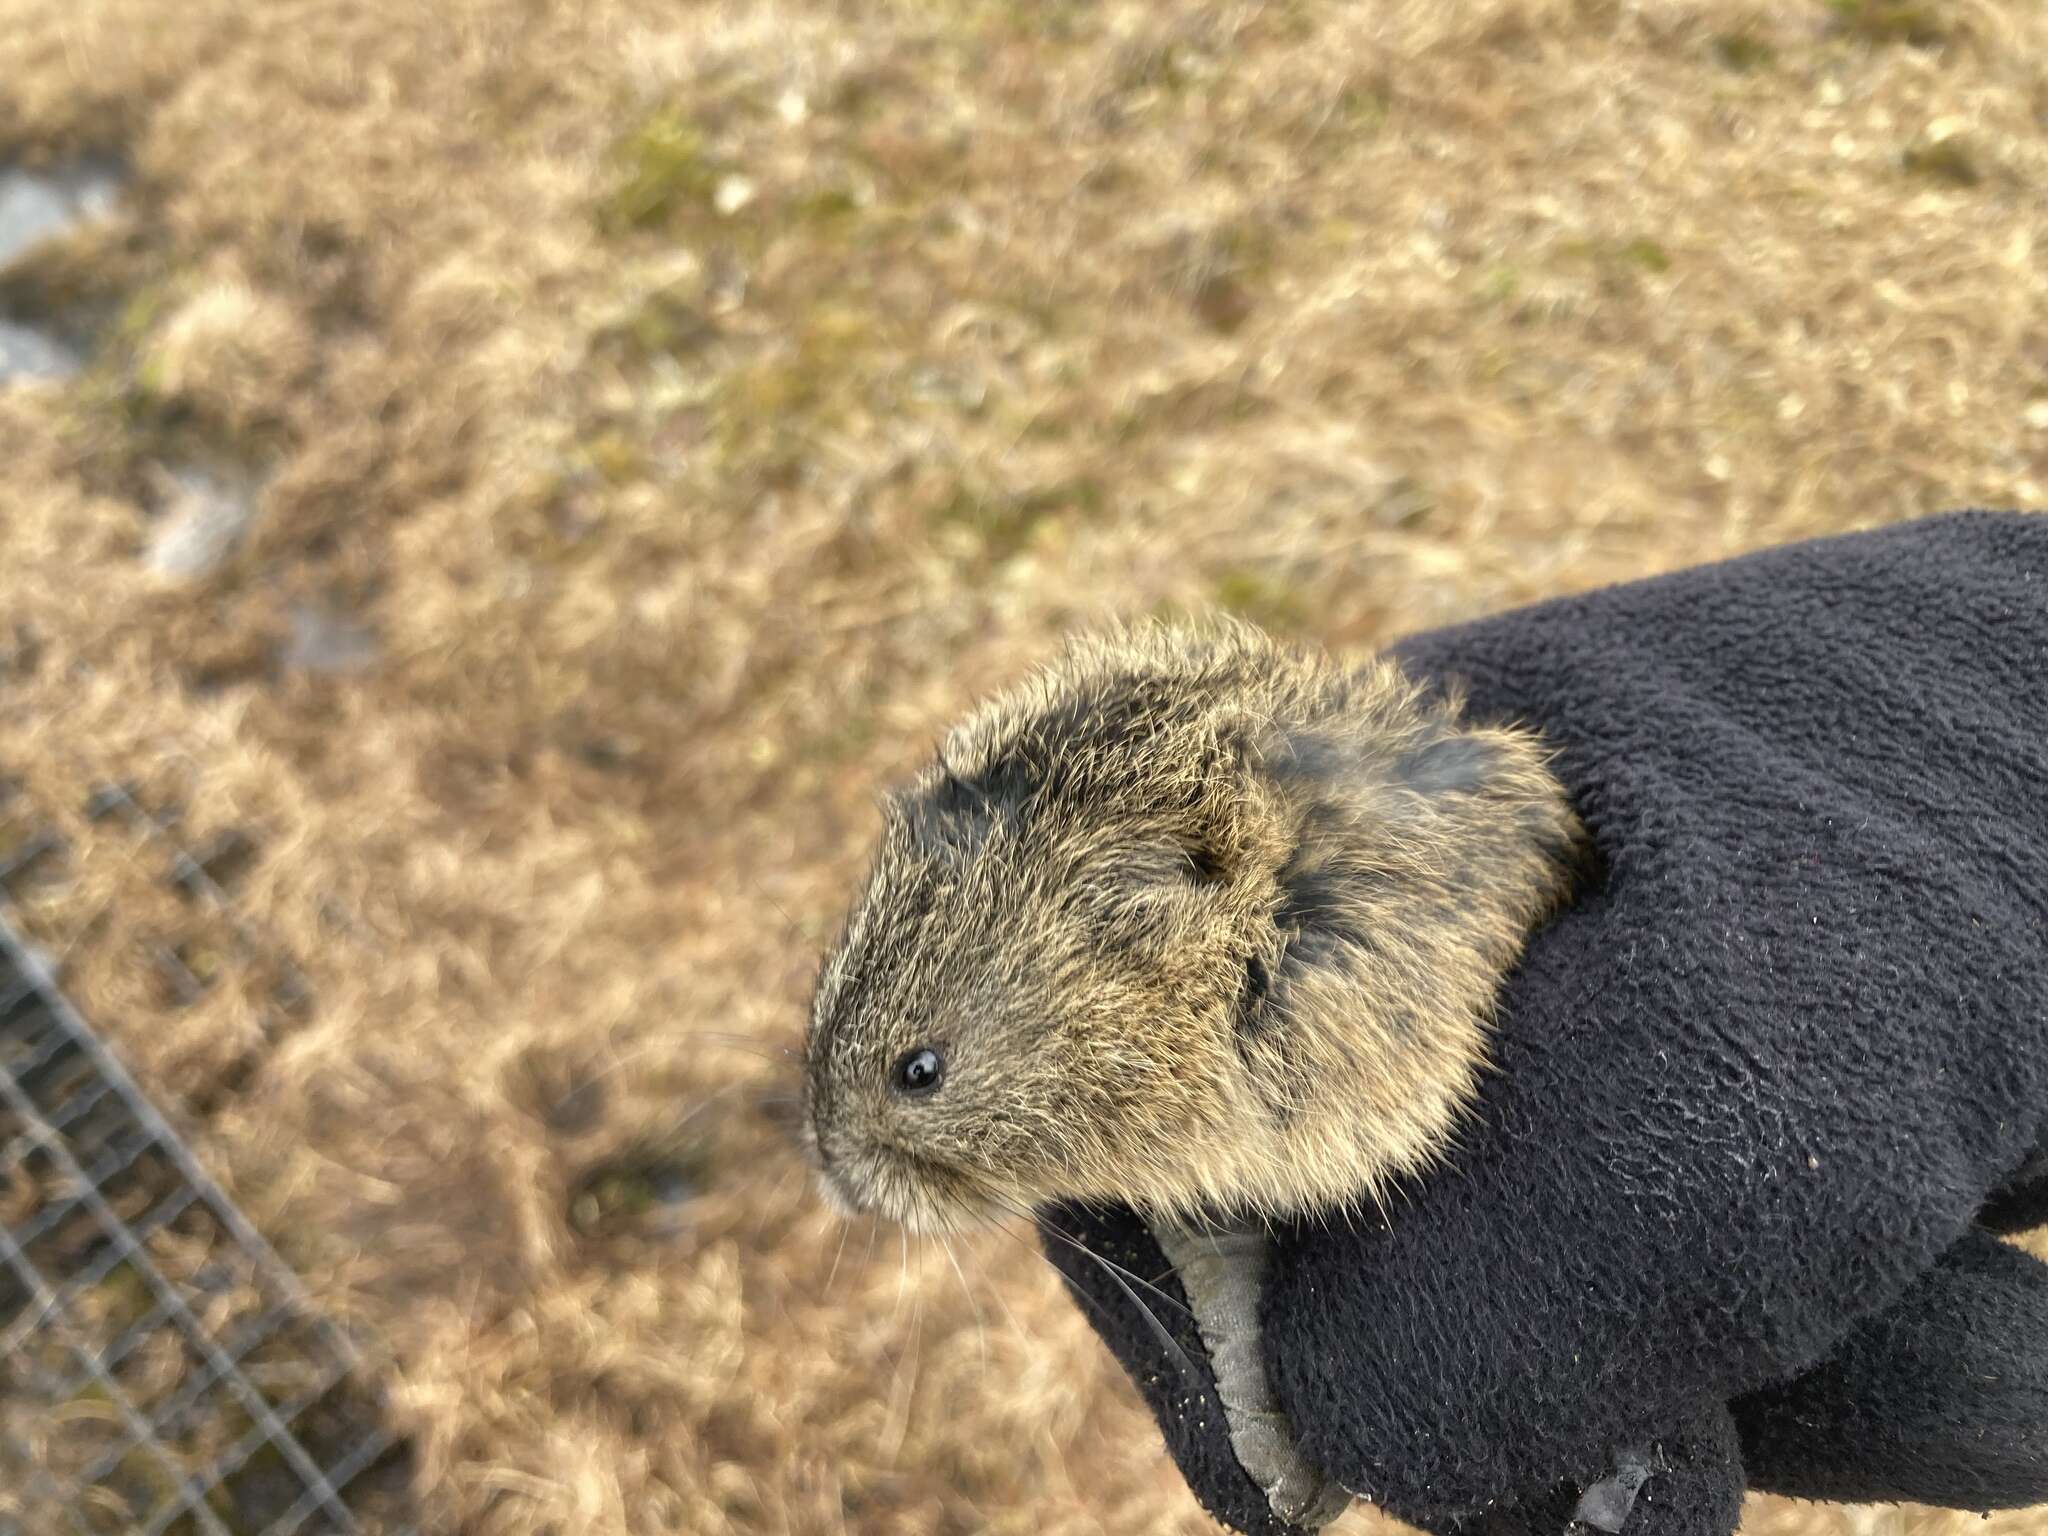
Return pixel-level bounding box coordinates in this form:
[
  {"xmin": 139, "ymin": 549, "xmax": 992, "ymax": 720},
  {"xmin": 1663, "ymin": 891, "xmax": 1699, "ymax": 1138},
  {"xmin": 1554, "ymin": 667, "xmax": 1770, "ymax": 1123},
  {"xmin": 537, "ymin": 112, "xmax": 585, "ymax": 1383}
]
[
  {"xmin": 663, "ymin": 1076, "xmax": 762, "ymax": 1142},
  {"xmin": 890, "ymin": 1224, "xmax": 911, "ymax": 1327},
  {"xmin": 752, "ymin": 1161, "xmax": 802, "ymax": 1242},
  {"xmin": 1048, "ymin": 1246, "xmax": 1197, "ymax": 1383},
  {"xmin": 978, "ymin": 1216, "xmax": 1120, "ymax": 1322},
  {"xmin": 744, "ymin": 872, "xmax": 822, "ymax": 950},
  {"xmin": 987, "ymin": 1193, "xmax": 1193, "ymax": 1321},
  {"xmin": 951, "ymin": 1227, "xmax": 1031, "ymax": 1349},
  {"xmin": 975, "ymin": 1194, "xmax": 1198, "ymax": 1383},
  {"xmin": 672, "ymin": 1029, "xmax": 800, "ymax": 1062},
  {"xmin": 976, "ymin": 1203, "xmax": 1200, "ymax": 1385},
  {"xmin": 879, "ymin": 1270, "xmax": 926, "ymax": 1466},
  {"xmin": 941, "ymin": 1234, "xmax": 989, "ymax": 1378},
  {"xmin": 824, "ymin": 1211, "xmax": 854, "ymax": 1294},
  {"xmin": 983, "ymin": 1265, "xmax": 1031, "ymax": 1352},
  {"xmin": 564, "ymin": 1032, "xmax": 797, "ymax": 1122}
]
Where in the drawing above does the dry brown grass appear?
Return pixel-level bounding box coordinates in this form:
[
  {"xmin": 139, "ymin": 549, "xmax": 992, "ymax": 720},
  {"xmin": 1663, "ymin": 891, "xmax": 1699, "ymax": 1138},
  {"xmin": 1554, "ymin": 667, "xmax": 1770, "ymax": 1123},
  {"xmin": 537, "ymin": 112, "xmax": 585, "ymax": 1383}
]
[{"xmin": 0, "ymin": 0, "xmax": 2044, "ymax": 1532}]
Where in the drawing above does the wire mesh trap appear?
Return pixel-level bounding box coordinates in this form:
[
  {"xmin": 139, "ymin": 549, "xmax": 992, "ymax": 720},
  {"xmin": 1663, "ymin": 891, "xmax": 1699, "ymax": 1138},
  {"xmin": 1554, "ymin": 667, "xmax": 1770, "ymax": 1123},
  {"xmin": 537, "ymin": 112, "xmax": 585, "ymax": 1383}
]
[{"xmin": 0, "ymin": 909, "xmax": 414, "ymax": 1535}]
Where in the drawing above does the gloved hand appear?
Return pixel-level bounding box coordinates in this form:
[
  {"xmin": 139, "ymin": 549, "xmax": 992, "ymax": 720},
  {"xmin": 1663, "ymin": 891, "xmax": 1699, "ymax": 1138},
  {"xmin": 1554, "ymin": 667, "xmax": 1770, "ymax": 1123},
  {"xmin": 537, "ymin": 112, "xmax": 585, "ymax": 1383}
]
[
  {"xmin": 1043, "ymin": 1197, "xmax": 2048, "ymax": 1536},
  {"xmin": 1042, "ymin": 512, "xmax": 2048, "ymax": 1535}
]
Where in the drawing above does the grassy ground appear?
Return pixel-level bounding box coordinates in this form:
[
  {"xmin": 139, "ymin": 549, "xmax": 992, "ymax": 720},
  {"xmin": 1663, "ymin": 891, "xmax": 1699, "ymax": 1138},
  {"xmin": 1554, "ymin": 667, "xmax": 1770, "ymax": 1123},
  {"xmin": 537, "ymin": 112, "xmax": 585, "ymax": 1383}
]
[{"xmin": 0, "ymin": 0, "xmax": 2044, "ymax": 1532}]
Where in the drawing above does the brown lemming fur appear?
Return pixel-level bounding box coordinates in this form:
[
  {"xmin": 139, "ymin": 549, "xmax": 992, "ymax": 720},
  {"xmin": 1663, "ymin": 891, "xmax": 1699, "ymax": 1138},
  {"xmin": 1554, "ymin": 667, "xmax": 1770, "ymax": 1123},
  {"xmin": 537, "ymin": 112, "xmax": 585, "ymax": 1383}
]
[
  {"xmin": 805, "ymin": 619, "xmax": 1581, "ymax": 1229},
  {"xmin": 0, "ymin": 0, "xmax": 2044, "ymax": 1533}
]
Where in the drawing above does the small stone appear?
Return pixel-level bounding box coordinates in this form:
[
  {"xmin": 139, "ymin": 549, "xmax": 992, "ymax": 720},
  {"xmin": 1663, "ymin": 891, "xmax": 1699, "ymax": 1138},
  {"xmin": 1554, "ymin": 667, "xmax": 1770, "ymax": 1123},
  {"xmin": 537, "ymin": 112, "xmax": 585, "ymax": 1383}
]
[
  {"xmin": 145, "ymin": 465, "xmax": 259, "ymax": 581},
  {"xmin": 0, "ymin": 160, "xmax": 123, "ymax": 270},
  {"xmin": 0, "ymin": 319, "xmax": 82, "ymax": 384},
  {"xmin": 713, "ymin": 175, "xmax": 757, "ymax": 216}
]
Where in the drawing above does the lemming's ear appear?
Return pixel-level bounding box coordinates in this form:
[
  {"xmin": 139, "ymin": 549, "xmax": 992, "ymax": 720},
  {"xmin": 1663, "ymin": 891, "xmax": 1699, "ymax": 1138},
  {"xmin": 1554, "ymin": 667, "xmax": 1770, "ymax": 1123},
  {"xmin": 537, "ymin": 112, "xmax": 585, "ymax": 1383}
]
[
  {"xmin": 1276, "ymin": 718, "xmax": 1555, "ymax": 816},
  {"xmin": 1270, "ymin": 715, "xmax": 1583, "ymax": 916},
  {"xmin": 1389, "ymin": 730, "xmax": 1522, "ymax": 799}
]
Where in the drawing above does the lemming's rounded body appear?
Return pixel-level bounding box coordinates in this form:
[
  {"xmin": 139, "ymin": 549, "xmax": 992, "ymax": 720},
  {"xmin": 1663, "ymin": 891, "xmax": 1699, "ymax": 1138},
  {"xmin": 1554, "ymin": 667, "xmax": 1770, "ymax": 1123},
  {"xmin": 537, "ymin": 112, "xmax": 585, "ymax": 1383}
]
[{"xmin": 802, "ymin": 619, "xmax": 1584, "ymax": 1233}]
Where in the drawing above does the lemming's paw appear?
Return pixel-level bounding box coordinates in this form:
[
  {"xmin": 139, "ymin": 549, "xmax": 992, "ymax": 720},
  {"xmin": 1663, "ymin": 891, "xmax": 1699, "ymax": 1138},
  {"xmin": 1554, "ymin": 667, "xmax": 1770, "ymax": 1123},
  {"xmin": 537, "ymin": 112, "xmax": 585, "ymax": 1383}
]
[{"xmin": 1146, "ymin": 1219, "xmax": 1353, "ymax": 1529}]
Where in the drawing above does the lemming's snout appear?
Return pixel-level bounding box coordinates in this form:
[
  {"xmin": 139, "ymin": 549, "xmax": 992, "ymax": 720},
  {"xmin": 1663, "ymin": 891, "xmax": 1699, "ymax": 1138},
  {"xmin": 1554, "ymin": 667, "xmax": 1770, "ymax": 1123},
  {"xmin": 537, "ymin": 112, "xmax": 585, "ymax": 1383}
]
[{"xmin": 807, "ymin": 1140, "xmax": 871, "ymax": 1219}]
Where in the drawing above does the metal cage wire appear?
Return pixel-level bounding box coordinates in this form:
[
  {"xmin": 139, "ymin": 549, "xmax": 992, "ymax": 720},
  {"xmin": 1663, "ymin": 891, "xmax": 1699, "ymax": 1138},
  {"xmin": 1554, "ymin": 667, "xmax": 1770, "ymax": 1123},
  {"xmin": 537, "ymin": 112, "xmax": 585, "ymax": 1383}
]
[{"xmin": 0, "ymin": 903, "xmax": 413, "ymax": 1536}]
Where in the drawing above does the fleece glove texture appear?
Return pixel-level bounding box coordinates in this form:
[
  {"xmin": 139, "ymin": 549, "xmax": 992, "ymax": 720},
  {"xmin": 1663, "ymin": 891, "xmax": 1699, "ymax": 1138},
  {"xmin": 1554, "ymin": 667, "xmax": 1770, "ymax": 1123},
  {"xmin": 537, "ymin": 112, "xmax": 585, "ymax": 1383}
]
[{"xmin": 1045, "ymin": 511, "xmax": 2048, "ymax": 1535}]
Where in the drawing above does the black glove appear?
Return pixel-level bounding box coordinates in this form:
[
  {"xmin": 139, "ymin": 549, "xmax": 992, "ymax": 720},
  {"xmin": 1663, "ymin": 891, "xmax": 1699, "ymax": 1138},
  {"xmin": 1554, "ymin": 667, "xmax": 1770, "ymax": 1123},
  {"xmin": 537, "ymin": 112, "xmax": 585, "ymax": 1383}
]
[
  {"xmin": 1045, "ymin": 1203, "xmax": 2048, "ymax": 1536},
  {"xmin": 1044, "ymin": 512, "xmax": 2048, "ymax": 1534}
]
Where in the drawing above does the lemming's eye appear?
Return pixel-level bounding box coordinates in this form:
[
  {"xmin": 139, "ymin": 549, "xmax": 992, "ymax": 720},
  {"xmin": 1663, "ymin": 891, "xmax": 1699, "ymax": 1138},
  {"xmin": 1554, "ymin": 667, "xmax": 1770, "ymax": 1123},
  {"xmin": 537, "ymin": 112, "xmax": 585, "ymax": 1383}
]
[{"xmin": 892, "ymin": 1047, "xmax": 944, "ymax": 1096}]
